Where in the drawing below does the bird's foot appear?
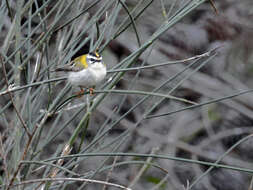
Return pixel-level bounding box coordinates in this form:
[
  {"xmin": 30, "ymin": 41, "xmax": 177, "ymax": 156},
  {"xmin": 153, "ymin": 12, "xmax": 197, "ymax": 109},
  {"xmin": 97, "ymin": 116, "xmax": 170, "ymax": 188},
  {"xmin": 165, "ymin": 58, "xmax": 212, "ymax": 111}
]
[
  {"xmin": 89, "ymin": 88, "xmax": 94, "ymax": 96},
  {"xmin": 76, "ymin": 88, "xmax": 85, "ymax": 98}
]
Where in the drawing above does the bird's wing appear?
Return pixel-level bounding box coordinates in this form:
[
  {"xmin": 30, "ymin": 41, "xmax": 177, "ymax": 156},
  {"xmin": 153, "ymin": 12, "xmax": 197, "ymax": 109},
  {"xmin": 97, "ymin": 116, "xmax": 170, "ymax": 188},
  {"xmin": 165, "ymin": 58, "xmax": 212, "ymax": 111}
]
[{"xmin": 53, "ymin": 60, "xmax": 84, "ymax": 72}]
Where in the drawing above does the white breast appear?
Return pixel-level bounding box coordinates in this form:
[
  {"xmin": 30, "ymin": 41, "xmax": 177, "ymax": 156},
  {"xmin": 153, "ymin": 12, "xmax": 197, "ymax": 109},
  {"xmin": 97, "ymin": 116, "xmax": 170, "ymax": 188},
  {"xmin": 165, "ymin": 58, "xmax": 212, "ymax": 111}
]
[{"xmin": 68, "ymin": 63, "xmax": 106, "ymax": 88}]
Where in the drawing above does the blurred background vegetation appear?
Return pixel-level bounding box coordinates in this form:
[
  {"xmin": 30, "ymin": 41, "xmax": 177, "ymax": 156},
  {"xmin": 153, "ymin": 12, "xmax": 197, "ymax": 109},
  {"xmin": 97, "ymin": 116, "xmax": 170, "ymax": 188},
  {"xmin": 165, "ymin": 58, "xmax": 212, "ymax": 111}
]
[{"xmin": 0, "ymin": 0, "xmax": 253, "ymax": 189}]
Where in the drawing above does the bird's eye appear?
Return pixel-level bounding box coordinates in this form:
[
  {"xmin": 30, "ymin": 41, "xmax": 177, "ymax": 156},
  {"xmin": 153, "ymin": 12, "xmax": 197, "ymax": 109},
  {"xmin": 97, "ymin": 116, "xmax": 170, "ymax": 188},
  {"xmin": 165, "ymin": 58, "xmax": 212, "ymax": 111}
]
[{"xmin": 90, "ymin": 58, "xmax": 96, "ymax": 63}]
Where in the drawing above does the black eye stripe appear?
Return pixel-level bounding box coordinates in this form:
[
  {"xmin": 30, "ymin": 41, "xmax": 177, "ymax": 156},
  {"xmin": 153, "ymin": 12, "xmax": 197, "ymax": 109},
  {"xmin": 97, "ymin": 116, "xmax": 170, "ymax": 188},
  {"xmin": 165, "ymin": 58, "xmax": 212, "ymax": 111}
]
[
  {"xmin": 90, "ymin": 58, "xmax": 98, "ymax": 62},
  {"xmin": 87, "ymin": 58, "xmax": 102, "ymax": 64},
  {"xmin": 87, "ymin": 52, "xmax": 102, "ymax": 64},
  {"xmin": 88, "ymin": 55, "xmax": 101, "ymax": 59}
]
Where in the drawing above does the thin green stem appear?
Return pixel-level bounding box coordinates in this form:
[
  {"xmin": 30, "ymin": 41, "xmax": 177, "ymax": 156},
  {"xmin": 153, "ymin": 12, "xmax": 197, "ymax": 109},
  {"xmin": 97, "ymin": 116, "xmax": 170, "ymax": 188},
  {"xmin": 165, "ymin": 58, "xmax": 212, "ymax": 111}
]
[
  {"xmin": 118, "ymin": 0, "xmax": 141, "ymax": 46},
  {"xmin": 146, "ymin": 88, "xmax": 253, "ymax": 119},
  {"xmin": 189, "ymin": 134, "xmax": 253, "ymax": 188},
  {"xmin": 43, "ymin": 152, "xmax": 253, "ymax": 175}
]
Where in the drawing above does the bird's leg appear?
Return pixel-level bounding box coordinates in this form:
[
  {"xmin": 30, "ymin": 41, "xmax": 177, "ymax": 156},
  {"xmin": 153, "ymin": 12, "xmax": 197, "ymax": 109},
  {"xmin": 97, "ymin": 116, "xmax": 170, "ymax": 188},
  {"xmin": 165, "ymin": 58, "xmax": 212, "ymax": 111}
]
[
  {"xmin": 89, "ymin": 87, "xmax": 94, "ymax": 96},
  {"xmin": 76, "ymin": 87, "xmax": 85, "ymax": 98},
  {"xmin": 75, "ymin": 87, "xmax": 94, "ymax": 97}
]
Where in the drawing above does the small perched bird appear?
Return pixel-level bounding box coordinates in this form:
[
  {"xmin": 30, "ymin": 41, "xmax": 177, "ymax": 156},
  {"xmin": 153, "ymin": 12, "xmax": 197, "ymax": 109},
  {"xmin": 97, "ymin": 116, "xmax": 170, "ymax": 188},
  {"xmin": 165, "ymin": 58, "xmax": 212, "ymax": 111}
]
[{"xmin": 55, "ymin": 52, "xmax": 106, "ymax": 95}]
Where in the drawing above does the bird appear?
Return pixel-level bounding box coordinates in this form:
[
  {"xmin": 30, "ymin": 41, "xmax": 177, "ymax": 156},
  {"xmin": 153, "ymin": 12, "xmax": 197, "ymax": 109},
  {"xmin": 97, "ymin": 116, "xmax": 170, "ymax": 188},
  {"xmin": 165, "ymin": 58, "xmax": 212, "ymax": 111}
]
[{"xmin": 55, "ymin": 51, "xmax": 106, "ymax": 95}]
